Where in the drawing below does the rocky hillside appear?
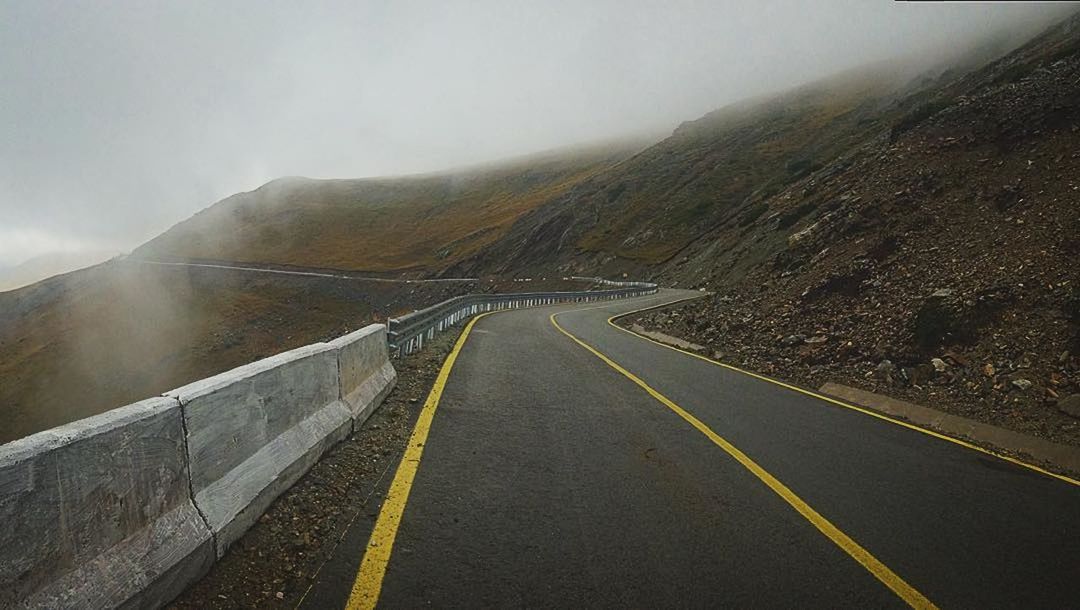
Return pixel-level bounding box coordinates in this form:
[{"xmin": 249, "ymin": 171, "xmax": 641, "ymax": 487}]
[{"xmin": 627, "ymin": 14, "xmax": 1080, "ymax": 448}]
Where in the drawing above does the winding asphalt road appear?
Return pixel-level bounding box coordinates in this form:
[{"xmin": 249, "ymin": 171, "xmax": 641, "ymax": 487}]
[{"xmin": 303, "ymin": 290, "xmax": 1080, "ymax": 609}]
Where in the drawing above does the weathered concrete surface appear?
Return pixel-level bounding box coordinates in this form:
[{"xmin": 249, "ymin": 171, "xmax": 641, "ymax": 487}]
[
  {"xmin": 820, "ymin": 382, "xmax": 1080, "ymax": 475},
  {"xmin": 0, "ymin": 397, "xmax": 214, "ymax": 609},
  {"xmin": 168, "ymin": 343, "xmax": 352, "ymax": 558},
  {"xmin": 328, "ymin": 324, "xmax": 397, "ymax": 427}
]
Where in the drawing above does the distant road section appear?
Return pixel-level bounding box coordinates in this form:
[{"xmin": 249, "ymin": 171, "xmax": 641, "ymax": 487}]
[{"xmin": 133, "ymin": 258, "xmax": 479, "ymax": 283}]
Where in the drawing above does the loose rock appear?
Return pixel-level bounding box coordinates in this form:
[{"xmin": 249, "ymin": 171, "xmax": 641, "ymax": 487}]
[
  {"xmin": 875, "ymin": 359, "xmax": 896, "ymax": 382},
  {"xmin": 1058, "ymin": 394, "xmax": 1080, "ymax": 418},
  {"xmin": 1011, "ymin": 378, "xmax": 1033, "ymax": 391}
]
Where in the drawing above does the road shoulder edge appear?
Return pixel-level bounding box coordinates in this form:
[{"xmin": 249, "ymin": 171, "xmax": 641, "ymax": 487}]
[
  {"xmin": 608, "ymin": 300, "xmax": 1080, "ymax": 488},
  {"xmin": 819, "ymin": 382, "xmax": 1080, "ymax": 478}
]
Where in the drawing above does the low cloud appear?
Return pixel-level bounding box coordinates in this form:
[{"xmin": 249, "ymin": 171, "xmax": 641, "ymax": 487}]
[{"xmin": 0, "ymin": 226, "xmax": 118, "ymax": 268}]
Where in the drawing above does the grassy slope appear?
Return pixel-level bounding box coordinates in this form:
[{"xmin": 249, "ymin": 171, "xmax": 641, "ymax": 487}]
[
  {"xmin": 136, "ymin": 143, "xmax": 644, "ymax": 272},
  {"xmin": 135, "ymin": 15, "xmax": 1066, "ymax": 281},
  {"xmin": 444, "ymin": 62, "xmax": 996, "ymax": 279},
  {"xmin": 136, "ymin": 41, "xmax": 1031, "ymax": 279},
  {"xmin": 136, "ymin": 69, "xmax": 944, "ymax": 277},
  {"xmin": 575, "ymin": 72, "xmax": 909, "ymax": 263}
]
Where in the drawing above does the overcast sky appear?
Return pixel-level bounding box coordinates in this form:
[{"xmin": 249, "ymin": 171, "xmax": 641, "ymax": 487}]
[{"xmin": 0, "ymin": 1, "xmax": 1073, "ymax": 267}]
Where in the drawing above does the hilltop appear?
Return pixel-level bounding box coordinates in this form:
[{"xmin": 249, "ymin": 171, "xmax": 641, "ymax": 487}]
[{"xmin": 135, "ymin": 141, "xmax": 648, "ymax": 273}]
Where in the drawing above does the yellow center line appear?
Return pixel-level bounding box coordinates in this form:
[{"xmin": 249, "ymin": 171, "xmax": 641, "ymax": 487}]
[
  {"xmin": 550, "ymin": 310, "xmax": 938, "ymax": 610},
  {"xmin": 345, "ymin": 312, "xmax": 489, "ymax": 610}
]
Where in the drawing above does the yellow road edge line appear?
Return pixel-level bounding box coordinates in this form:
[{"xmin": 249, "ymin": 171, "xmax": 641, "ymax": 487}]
[
  {"xmin": 606, "ymin": 298, "xmax": 1080, "ymax": 488},
  {"xmin": 345, "ymin": 312, "xmax": 490, "ymax": 610},
  {"xmin": 550, "ymin": 310, "xmax": 938, "ymax": 610}
]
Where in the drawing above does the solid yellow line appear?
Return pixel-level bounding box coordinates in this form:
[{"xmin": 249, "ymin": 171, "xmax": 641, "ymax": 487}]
[
  {"xmin": 344, "ymin": 313, "xmax": 489, "ymax": 610},
  {"xmin": 606, "ymin": 301, "xmax": 1080, "ymax": 488},
  {"xmin": 550, "ymin": 311, "xmax": 938, "ymax": 610}
]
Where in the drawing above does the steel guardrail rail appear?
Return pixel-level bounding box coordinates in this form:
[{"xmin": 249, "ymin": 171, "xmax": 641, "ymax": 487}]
[{"xmin": 387, "ymin": 279, "xmax": 657, "ymax": 356}]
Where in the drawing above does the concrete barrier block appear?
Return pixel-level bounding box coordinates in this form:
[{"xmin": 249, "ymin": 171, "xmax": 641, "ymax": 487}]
[
  {"xmin": 0, "ymin": 397, "xmax": 213, "ymax": 609},
  {"xmin": 328, "ymin": 324, "xmax": 397, "ymax": 427},
  {"xmin": 168, "ymin": 344, "xmax": 352, "ymax": 557}
]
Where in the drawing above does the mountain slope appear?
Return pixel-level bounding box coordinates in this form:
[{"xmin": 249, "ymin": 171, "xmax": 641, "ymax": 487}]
[
  {"xmin": 135, "ymin": 17, "xmax": 1063, "ymax": 281},
  {"xmin": 136, "ymin": 141, "xmax": 647, "ymax": 273},
  {"xmin": 625, "ymin": 13, "xmax": 1080, "ymax": 447},
  {"xmin": 444, "ymin": 69, "xmax": 919, "ymax": 276}
]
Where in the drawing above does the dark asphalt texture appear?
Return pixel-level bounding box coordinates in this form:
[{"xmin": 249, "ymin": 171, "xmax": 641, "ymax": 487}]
[{"xmin": 308, "ymin": 290, "xmax": 1080, "ymax": 609}]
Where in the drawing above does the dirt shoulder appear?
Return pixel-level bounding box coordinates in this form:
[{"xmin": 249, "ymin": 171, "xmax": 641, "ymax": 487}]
[{"xmin": 168, "ymin": 327, "xmax": 462, "ymax": 609}]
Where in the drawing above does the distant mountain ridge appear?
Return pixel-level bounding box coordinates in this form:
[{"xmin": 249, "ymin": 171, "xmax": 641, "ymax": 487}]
[{"xmin": 134, "ymin": 140, "xmax": 651, "ymax": 273}]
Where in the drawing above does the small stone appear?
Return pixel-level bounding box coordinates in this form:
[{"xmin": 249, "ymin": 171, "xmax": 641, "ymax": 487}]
[
  {"xmin": 805, "ymin": 335, "xmax": 828, "ymax": 344},
  {"xmin": 983, "ymin": 363, "xmax": 996, "ymax": 377},
  {"xmin": 1011, "ymin": 378, "xmax": 1033, "ymax": 391},
  {"xmin": 1061, "ymin": 351, "xmax": 1071, "ymax": 364},
  {"xmin": 931, "ymin": 358, "xmax": 947, "ymax": 373},
  {"xmin": 875, "ymin": 359, "xmax": 896, "ymax": 381},
  {"xmin": 1058, "ymin": 394, "xmax": 1080, "ymax": 418},
  {"xmin": 930, "ymin": 288, "xmax": 955, "ymax": 299},
  {"xmin": 276, "ymin": 592, "xmax": 285, "ymax": 600},
  {"xmin": 781, "ymin": 334, "xmax": 805, "ymax": 347},
  {"xmin": 788, "ymin": 222, "xmax": 819, "ymax": 247}
]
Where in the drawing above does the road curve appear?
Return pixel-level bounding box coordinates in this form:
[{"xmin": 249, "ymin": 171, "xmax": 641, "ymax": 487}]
[{"xmin": 302, "ymin": 290, "xmax": 1080, "ymax": 609}]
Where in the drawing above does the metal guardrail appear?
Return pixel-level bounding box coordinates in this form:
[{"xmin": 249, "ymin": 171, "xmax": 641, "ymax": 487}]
[
  {"xmin": 387, "ymin": 280, "xmax": 658, "ymax": 356},
  {"xmin": 568, "ymin": 276, "xmax": 655, "ymax": 288}
]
